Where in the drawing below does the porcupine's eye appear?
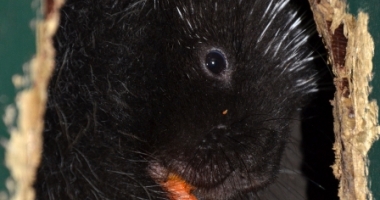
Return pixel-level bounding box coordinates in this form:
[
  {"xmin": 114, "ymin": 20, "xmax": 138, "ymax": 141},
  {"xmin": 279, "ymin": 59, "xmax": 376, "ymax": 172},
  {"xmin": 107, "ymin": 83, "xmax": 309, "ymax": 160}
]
[{"xmin": 205, "ymin": 50, "xmax": 227, "ymax": 74}]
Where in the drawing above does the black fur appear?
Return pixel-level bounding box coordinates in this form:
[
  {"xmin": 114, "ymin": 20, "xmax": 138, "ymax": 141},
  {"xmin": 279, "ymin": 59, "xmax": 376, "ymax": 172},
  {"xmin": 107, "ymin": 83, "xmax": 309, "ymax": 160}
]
[{"xmin": 35, "ymin": 0, "xmax": 319, "ymax": 199}]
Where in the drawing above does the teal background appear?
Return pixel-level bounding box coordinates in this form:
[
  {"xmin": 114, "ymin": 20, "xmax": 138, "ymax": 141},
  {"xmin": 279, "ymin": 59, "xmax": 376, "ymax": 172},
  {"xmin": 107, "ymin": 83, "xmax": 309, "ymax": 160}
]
[
  {"xmin": 348, "ymin": 1, "xmax": 380, "ymax": 199},
  {"xmin": 0, "ymin": 0, "xmax": 35, "ymax": 193}
]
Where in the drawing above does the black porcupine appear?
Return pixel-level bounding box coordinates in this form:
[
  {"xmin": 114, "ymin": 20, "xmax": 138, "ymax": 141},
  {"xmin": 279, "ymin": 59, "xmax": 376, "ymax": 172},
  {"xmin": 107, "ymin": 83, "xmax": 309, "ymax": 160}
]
[{"xmin": 34, "ymin": 0, "xmax": 319, "ymax": 199}]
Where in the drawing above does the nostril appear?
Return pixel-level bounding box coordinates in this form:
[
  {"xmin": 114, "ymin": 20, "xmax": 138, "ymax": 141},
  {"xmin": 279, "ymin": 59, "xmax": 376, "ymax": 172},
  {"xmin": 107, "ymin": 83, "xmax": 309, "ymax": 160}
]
[
  {"xmin": 201, "ymin": 126, "xmax": 230, "ymax": 144},
  {"xmin": 216, "ymin": 124, "xmax": 227, "ymax": 129}
]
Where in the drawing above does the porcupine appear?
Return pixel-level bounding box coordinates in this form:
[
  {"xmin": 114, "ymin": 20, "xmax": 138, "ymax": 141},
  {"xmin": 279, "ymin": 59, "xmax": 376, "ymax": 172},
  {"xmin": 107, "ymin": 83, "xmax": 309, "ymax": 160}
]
[{"xmin": 34, "ymin": 0, "xmax": 330, "ymax": 199}]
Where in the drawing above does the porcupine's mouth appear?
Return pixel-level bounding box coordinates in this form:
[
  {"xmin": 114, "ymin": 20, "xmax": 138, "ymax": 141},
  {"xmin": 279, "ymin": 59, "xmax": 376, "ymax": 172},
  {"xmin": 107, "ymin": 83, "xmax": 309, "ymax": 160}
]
[{"xmin": 148, "ymin": 161, "xmax": 272, "ymax": 200}]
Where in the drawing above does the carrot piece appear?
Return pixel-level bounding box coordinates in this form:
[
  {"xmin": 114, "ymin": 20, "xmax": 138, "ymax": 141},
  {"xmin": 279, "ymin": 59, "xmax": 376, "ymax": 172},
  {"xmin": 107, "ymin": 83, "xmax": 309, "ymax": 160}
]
[{"xmin": 160, "ymin": 173, "xmax": 197, "ymax": 200}]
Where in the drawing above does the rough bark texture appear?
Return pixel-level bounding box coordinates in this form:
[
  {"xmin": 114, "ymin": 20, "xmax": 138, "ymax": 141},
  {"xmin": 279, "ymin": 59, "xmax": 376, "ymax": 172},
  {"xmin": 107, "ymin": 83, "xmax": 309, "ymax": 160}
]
[
  {"xmin": 309, "ymin": 0, "xmax": 380, "ymax": 199},
  {"xmin": 4, "ymin": 0, "xmax": 63, "ymax": 199}
]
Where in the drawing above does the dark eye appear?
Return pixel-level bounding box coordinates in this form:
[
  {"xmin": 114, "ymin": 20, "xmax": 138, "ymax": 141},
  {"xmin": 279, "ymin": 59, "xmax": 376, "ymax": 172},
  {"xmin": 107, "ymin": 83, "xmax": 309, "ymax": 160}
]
[{"xmin": 205, "ymin": 50, "xmax": 227, "ymax": 74}]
